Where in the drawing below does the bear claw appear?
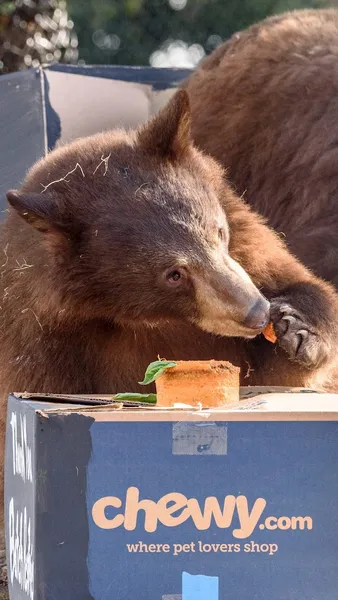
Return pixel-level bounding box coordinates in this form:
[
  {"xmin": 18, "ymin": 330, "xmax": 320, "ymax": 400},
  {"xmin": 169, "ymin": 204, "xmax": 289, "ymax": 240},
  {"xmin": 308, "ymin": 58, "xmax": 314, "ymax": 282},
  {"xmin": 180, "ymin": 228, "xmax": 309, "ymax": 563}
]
[{"xmin": 270, "ymin": 300, "xmax": 327, "ymax": 368}]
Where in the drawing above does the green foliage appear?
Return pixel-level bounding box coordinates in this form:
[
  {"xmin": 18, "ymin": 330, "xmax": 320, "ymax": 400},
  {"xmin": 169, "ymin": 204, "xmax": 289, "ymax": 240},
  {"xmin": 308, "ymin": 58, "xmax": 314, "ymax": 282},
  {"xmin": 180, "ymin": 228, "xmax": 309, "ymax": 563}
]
[
  {"xmin": 139, "ymin": 360, "xmax": 177, "ymax": 385},
  {"xmin": 113, "ymin": 393, "xmax": 157, "ymax": 404},
  {"xmin": 0, "ymin": 3, "xmax": 15, "ymax": 17},
  {"xmin": 67, "ymin": 0, "xmax": 332, "ymax": 67},
  {"xmin": 1, "ymin": 0, "xmax": 335, "ymax": 74}
]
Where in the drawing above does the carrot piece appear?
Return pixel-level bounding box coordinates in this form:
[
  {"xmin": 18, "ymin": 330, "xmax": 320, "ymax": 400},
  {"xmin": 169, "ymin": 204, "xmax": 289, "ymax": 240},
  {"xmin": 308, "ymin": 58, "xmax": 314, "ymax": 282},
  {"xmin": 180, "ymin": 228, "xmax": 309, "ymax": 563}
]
[{"xmin": 263, "ymin": 322, "xmax": 277, "ymax": 343}]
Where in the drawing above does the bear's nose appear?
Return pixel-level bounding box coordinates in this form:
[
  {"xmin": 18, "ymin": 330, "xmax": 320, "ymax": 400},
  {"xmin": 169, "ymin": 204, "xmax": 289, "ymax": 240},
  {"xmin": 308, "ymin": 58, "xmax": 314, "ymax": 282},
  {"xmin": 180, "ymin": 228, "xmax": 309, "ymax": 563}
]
[{"xmin": 243, "ymin": 297, "xmax": 270, "ymax": 331}]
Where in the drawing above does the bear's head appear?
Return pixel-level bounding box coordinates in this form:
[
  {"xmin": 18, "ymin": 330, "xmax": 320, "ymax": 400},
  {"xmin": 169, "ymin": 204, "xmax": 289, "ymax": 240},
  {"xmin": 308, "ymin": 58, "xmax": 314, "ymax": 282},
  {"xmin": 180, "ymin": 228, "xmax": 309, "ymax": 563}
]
[{"xmin": 6, "ymin": 90, "xmax": 269, "ymax": 338}]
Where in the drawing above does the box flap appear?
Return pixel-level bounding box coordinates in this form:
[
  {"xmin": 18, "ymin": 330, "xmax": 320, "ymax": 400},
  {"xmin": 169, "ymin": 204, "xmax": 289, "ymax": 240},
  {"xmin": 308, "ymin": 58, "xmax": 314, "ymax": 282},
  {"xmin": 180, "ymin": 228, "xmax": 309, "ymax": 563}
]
[{"xmin": 12, "ymin": 387, "xmax": 338, "ymax": 420}]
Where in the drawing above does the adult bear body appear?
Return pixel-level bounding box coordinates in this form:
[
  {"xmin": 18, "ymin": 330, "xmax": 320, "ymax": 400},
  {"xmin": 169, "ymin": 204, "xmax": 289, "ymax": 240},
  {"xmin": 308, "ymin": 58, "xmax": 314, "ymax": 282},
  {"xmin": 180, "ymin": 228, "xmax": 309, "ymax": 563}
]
[{"xmin": 185, "ymin": 8, "xmax": 338, "ymax": 287}]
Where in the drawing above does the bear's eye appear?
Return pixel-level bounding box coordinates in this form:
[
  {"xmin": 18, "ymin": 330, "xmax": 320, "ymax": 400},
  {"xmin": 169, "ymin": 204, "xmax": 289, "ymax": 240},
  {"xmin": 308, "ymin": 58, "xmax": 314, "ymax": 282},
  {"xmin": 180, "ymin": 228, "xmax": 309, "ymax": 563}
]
[
  {"xmin": 167, "ymin": 270, "xmax": 181, "ymax": 283},
  {"xmin": 165, "ymin": 268, "xmax": 185, "ymax": 286}
]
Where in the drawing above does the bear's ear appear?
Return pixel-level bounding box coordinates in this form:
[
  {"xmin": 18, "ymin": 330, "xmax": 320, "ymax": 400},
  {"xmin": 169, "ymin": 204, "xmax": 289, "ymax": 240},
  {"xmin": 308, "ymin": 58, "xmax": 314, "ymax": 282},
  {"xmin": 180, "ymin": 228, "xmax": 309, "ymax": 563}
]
[
  {"xmin": 7, "ymin": 190, "xmax": 67, "ymax": 235},
  {"xmin": 138, "ymin": 89, "xmax": 191, "ymax": 160}
]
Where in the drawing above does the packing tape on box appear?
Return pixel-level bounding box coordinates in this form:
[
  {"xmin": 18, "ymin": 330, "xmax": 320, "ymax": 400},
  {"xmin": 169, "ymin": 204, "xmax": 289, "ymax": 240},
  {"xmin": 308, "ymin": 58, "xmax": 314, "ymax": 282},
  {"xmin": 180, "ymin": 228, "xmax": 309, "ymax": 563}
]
[
  {"xmin": 182, "ymin": 572, "xmax": 219, "ymax": 600},
  {"xmin": 172, "ymin": 422, "xmax": 227, "ymax": 455}
]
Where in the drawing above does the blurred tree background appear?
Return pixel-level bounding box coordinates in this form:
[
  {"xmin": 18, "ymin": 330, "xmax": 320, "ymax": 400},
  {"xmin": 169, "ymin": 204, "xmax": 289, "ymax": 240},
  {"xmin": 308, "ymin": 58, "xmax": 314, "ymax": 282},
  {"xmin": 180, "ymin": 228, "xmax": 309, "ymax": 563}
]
[
  {"xmin": 0, "ymin": 0, "xmax": 337, "ymax": 75},
  {"xmin": 0, "ymin": 1, "xmax": 77, "ymax": 74},
  {"xmin": 68, "ymin": 0, "xmax": 336, "ymax": 68}
]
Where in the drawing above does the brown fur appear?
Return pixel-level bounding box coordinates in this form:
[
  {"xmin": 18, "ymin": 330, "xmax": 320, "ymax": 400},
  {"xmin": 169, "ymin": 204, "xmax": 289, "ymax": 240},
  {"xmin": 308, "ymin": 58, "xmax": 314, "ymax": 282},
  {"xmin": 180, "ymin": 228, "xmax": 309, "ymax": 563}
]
[
  {"xmin": 185, "ymin": 8, "xmax": 338, "ymax": 286},
  {"xmin": 0, "ymin": 86, "xmax": 338, "ymax": 566}
]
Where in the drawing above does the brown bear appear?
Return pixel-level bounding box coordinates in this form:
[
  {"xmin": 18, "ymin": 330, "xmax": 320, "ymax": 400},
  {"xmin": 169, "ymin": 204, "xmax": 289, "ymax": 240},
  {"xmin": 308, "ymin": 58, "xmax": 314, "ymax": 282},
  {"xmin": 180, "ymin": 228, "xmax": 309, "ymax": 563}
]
[
  {"xmin": 0, "ymin": 89, "xmax": 338, "ymax": 577},
  {"xmin": 185, "ymin": 8, "xmax": 338, "ymax": 287}
]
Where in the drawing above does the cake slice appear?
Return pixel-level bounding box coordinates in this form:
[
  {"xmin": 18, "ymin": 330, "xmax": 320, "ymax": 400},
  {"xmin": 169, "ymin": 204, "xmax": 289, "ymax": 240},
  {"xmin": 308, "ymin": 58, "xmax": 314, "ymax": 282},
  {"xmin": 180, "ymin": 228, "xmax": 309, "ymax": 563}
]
[{"xmin": 155, "ymin": 360, "xmax": 240, "ymax": 408}]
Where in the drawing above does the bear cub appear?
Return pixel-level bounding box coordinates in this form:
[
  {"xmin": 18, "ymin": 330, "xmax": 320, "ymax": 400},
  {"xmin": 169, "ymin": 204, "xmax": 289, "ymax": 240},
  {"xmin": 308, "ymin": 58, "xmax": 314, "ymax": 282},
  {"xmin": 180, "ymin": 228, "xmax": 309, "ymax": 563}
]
[{"xmin": 0, "ymin": 90, "xmax": 337, "ymax": 572}]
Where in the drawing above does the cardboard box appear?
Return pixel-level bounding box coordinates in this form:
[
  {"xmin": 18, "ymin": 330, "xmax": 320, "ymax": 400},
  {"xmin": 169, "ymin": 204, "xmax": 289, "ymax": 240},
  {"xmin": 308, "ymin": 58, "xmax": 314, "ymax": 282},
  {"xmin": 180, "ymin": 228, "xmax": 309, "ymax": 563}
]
[{"xmin": 5, "ymin": 389, "xmax": 338, "ymax": 599}]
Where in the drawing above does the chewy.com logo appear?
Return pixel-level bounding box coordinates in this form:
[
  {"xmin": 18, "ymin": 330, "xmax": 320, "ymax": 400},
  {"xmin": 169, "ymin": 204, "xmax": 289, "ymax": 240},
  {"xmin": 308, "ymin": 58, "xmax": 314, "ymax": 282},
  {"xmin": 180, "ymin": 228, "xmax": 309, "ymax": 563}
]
[{"xmin": 92, "ymin": 487, "xmax": 313, "ymax": 538}]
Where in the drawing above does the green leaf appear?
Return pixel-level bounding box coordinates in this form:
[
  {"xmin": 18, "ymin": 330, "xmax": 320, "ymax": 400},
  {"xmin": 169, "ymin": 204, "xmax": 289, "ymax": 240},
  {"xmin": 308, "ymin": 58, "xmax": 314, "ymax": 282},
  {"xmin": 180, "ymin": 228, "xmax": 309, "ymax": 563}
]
[
  {"xmin": 0, "ymin": 3, "xmax": 15, "ymax": 17},
  {"xmin": 113, "ymin": 393, "xmax": 157, "ymax": 404},
  {"xmin": 139, "ymin": 360, "xmax": 177, "ymax": 385}
]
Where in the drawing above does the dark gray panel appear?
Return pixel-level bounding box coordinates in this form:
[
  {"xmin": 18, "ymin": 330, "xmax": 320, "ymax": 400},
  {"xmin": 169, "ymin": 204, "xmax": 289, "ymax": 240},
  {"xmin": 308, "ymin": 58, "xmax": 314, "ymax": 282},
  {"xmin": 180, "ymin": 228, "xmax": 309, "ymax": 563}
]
[
  {"xmin": 0, "ymin": 68, "xmax": 46, "ymax": 216},
  {"xmin": 36, "ymin": 411, "xmax": 94, "ymax": 600}
]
